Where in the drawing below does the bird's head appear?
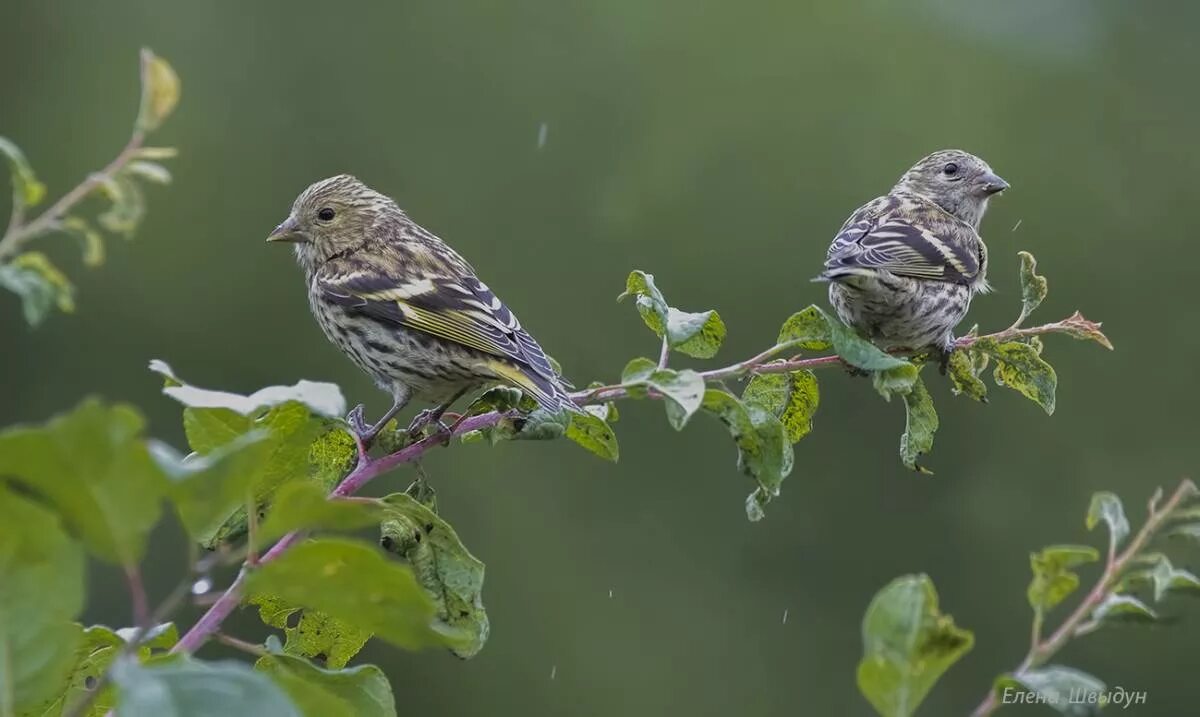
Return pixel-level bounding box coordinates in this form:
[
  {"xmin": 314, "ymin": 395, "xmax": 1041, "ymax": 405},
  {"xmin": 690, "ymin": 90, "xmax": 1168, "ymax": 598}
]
[
  {"xmin": 267, "ymin": 174, "xmax": 397, "ymax": 270},
  {"xmin": 892, "ymin": 150, "xmax": 1008, "ymax": 228}
]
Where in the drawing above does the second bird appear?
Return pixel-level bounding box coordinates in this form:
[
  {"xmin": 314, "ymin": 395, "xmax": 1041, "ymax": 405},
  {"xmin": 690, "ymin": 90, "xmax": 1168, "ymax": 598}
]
[
  {"xmin": 816, "ymin": 149, "xmax": 1008, "ymax": 366},
  {"xmin": 267, "ymin": 175, "xmax": 575, "ymax": 443}
]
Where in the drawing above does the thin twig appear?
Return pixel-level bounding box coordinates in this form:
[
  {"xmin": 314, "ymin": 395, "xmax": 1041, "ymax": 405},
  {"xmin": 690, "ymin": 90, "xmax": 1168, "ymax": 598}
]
[
  {"xmin": 0, "ymin": 130, "xmax": 145, "ymax": 262},
  {"xmin": 123, "ymin": 564, "xmax": 150, "ymax": 629},
  {"xmin": 214, "ymin": 632, "xmax": 269, "ymax": 657},
  {"xmin": 969, "ymin": 479, "xmax": 1197, "ymax": 717},
  {"xmin": 171, "ymin": 312, "xmax": 1107, "ymax": 656}
]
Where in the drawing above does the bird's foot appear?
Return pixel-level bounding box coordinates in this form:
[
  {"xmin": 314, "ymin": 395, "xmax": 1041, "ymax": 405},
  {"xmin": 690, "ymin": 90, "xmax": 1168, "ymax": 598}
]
[
  {"xmin": 346, "ymin": 404, "xmax": 388, "ymax": 455},
  {"xmin": 839, "ymin": 359, "xmax": 869, "ymax": 377},
  {"xmin": 406, "ymin": 408, "xmax": 453, "ymax": 444},
  {"xmin": 935, "ymin": 342, "xmax": 955, "ymax": 376}
]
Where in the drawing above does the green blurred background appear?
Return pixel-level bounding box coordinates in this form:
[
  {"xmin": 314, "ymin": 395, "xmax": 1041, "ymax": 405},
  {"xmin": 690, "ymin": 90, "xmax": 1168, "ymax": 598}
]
[{"xmin": 3, "ymin": 0, "xmax": 1198, "ymax": 714}]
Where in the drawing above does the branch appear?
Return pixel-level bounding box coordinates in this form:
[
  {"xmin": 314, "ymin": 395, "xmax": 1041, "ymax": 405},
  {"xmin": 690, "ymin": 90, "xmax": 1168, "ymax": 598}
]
[
  {"xmin": 171, "ymin": 311, "xmax": 1105, "ymax": 655},
  {"xmin": 969, "ymin": 479, "xmax": 1198, "ymax": 717},
  {"xmin": 0, "ymin": 130, "xmax": 145, "ymax": 263}
]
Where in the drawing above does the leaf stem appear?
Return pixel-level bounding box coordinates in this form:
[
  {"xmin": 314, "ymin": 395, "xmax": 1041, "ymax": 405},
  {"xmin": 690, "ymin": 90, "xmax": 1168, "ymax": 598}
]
[
  {"xmin": 969, "ymin": 479, "xmax": 1197, "ymax": 717},
  {"xmin": 123, "ymin": 564, "xmax": 150, "ymax": 629}
]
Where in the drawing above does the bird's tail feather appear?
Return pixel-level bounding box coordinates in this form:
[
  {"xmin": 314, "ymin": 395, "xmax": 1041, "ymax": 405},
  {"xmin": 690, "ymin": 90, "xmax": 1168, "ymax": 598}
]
[{"xmin": 483, "ymin": 360, "xmax": 579, "ymax": 413}]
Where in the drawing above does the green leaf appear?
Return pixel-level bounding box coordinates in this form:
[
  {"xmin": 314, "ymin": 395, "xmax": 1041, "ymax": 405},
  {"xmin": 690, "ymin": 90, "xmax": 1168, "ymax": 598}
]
[
  {"xmin": 250, "ymin": 595, "xmax": 372, "ymax": 670},
  {"xmin": 125, "ymin": 160, "xmax": 172, "ymax": 185},
  {"xmin": 564, "ymin": 411, "xmax": 619, "ymax": 461},
  {"xmin": 620, "ymin": 360, "xmax": 705, "ymax": 430},
  {"xmin": 1148, "ymin": 555, "xmax": 1200, "ymax": 602},
  {"xmin": 256, "ymin": 654, "xmax": 396, "ymax": 717},
  {"xmin": 1027, "ymin": 545, "xmax": 1100, "ymax": 613},
  {"xmin": 245, "ymin": 538, "xmax": 445, "ymax": 652},
  {"xmin": 136, "ymin": 49, "xmax": 181, "ymax": 132},
  {"xmin": 617, "ymin": 270, "xmax": 725, "ymax": 357},
  {"xmin": 149, "ymin": 433, "xmax": 273, "ymax": 543},
  {"xmin": 776, "ymin": 306, "xmax": 832, "ymax": 351},
  {"xmin": 976, "ymin": 339, "xmax": 1057, "ymax": 415},
  {"xmin": 995, "ymin": 666, "xmax": 1106, "ymax": 715},
  {"xmin": 0, "ymin": 399, "xmax": 165, "ymax": 564},
  {"xmin": 0, "ymin": 492, "xmax": 85, "ymax": 715},
  {"xmin": 1015, "ymin": 251, "xmax": 1048, "ymax": 325},
  {"xmin": 664, "ymin": 307, "xmax": 726, "ymax": 358},
  {"xmin": 97, "ymin": 174, "xmax": 146, "ymax": 237},
  {"xmin": 856, "ymin": 574, "xmax": 973, "ymax": 717},
  {"xmin": 817, "ymin": 307, "xmax": 912, "ymax": 373},
  {"xmin": 1058, "ymin": 311, "xmax": 1114, "ymax": 350},
  {"xmin": 379, "ymin": 490, "xmax": 489, "ymax": 659},
  {"xmin": 1090, "ymin": 593, "xmax": 1156, "ymax": 624},
  {"xmin": 871, "ymin": 364, "xmax": 920, "ymax": 401},
  {"xmin": 701, "ymin": 389, "xmax": 794, "ymax": 521},
  {"xmin": 900, "ymin": 374, "xmax": 937, "ymax": 473},
  {"xmin": 0, "ymin": 135, "xmax": 46, "ymax": 206},
  {"xmin": 32, "ymin": 623, "xmax": 179, "ymax": 717},
  {"xmin": 150, "ymin": 360, "xmax": 347, "ymax": 419},
  {"xmin": 258, "ymin": 482, "xmax": 382, "ymax": 544},
  {"xmin": 0, "ymin": 251, "xmax": 75, "ymax": 326},
  {"xmin": 946, "ymin": 349, "xmax": 987, "ymax": 402},
  {"xmin": 1085, "ymin": 491, "xmax": 1129, "ymax": 549},
  {"xmin": 742, "ymin": 371, "xmax": 819, "ymax": 443},
  {"xmin": 60, "ymin": 216, "xmax": 107, "ymax": 268},
  {"xmin": 111, "ymin": 657, "xmax": 299, "ymax": 717}
]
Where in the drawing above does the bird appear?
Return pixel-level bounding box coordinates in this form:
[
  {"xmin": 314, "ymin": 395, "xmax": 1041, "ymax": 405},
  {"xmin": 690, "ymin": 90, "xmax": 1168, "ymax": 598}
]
[
  {"xmin": 267, "ymin": 174, "xmax": 576, "ymax": 444},
  {"xmin": 815, "ymin": 149, "xmax": 1008, "ymax": 369}
]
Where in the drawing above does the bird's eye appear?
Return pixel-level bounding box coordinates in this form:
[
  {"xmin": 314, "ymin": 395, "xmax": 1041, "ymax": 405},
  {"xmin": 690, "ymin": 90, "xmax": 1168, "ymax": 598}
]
[
  {"xmin": 317, "ymin": 207, "xmax": 336, "ymax": 221},
  {"xmin": 942, "ymin": 162, "xmax": 959, "ymax": 176}
]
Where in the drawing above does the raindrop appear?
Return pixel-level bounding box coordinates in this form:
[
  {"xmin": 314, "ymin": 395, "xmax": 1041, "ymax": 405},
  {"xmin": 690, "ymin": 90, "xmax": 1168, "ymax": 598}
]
[
  {"xmin": 550, "ymin": 664, "xmax": 557, "ymax": 680},
  {"xmin": 536, "ymin": 123, "xmax": 549, "ymax": 150},
  {"xmin": 782, "ymin": 609, "xmax": 789, "ymax": 625},
  {"xmin": 1012, "ymin": 219, "xmax": 1023, "ymax": 232},
  {"xmin": 191, "ymin": 577, "xmax": 212, "ymax": 595}
]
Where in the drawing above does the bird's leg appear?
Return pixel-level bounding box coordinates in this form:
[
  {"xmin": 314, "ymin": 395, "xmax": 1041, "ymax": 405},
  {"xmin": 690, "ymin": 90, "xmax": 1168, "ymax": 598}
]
[
  {"xmin": 406, "ymin": 386, "xmax": 472, "ymax": 445},
  {"xmin": 347, "ymin": 398, "xmax": 407, "ymax": 450},
  {"xmin": 935, "ymin": 336, "xmax": 955, "ymax": 376}
]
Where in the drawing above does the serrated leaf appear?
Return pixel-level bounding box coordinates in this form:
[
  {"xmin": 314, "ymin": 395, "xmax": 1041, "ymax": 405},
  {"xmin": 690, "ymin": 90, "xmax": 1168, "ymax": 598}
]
[
  {"xmin": 701, "ymin": 389, "xmax": 793, "ymax": 520},
  {"xmin": 1090, "ymin": 593, "xmax": 1156, "ymax": 624},
  {"xmin": 619, "ymin": 360, "xmax": 705, "ymax": 430},
  {"xmin": 256, "ymin": 654, "xmax": 396, "ymax": 717},
  {"xmin": 251, "ymin": 595, "xmax": 372, "ymax": 670},
  {"xmin": 0, "ymin": 399, "xmax": 166, "ymax": 564},
  {"xmin": 0, "ymin": 251, "xmax": 75, "ymax": 326},
  {"xmin": 900, "ymin": 374, "xmax": 937, "ymax": 473},
  {"xmin": 564, "ymin": 410, "xmax": 619, "ymax": 461},
  {"xmin": 947, "ymin": 349, "xmax": 987, "ymax": 402},
  {"xmin": 976, "ymin": 339, "xmax": 1057, "ymax": 415},
  {"xmin": 776, "ymin": 305, "xmax": 832, "ymax": 351},
  {"xmin": 1085, "ymin": 491, "xmax": 1129, "ymax": 549},
  {"xmin": 995, "ymin": 666, "xmax": 1106, "ymax": 715},
  {"xmin": 150, "ymin": 359, "xmax": 347, "ymax": 418},
  {"xmin": 136, "ymin": 49, "xmax": 181, "ymax": 132},
  {"xmin": 743, "ymin": 371, "xmax": 819, "ymax": 444},
  {"xmin": 245, "ymin": 538, "xmax": 444, "ymax": 652},
  {"xmin": 112, "ymin": 657, "xmax": 299, "ymax": 717},
  {"xmin": 857, "ymin": 574, "xmax": 973, "ymax": 717},
  {"xmin": 1015, "ymin": 251, "xmax": 1048, "ymax": 325},
  {"xmin": 1027, "ymin": 545, "xmax": 1099, "ymax": 613},
  {"xmin": 61, "ymin": 216, "xmax": 107, "ymax": 267},
  {"xmin": 816, "ymin": 307, "xmax": 912, "ymax": 373},
  {"xmin": 379, "ymin": 492, "xmax": 489, "ymax": 658},
  {"xmin": 871, "ymin": 363, "xmax": 919, "ymax": 401},
  {"xmin": 0, "ymin": 492, "xmax": 85, "ymax": 714},
  {"xmin": 1058, "ymin": 311, "xmax": 1114, "ymax": 350},
  {"xmin": 1148, "ymin": 555, "xmax": 1200, "ymax": 602},
  {"xmin": 0, "ymin": 135, "xmax": 46, "ymax": 206}
]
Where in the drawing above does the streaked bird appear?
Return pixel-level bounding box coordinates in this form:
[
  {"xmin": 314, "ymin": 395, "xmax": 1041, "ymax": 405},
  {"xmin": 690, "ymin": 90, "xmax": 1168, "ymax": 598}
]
[
  {"xmin": 267, "ymin": 174, "xmax": 575, "ymax": 443},
  {"xmin": 815, "ymin": 150, "xmax": 1008, "ymax": 367}
]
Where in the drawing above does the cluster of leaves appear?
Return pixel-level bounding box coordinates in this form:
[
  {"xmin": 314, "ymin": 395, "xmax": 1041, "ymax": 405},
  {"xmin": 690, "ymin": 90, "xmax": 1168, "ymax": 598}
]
[
  {"xmin": 855, "ymin": 480, "xmax": 1200, "ymax": 717},
  {"xmin": 0, "ymin": 49, "xmax": 179, "ymax": 326},
  {"xmin": 0, "ymin": 362, "xmax": 490, "ymax": 716}
]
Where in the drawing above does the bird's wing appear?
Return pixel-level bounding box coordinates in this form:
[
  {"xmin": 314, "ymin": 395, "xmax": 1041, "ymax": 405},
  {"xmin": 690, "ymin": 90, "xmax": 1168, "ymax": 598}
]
[
  {"xmin": 822, "ymin": 201, "xmax": 982, "ymax": 284},
  {"xmin": 317, "ymin": 264, "xmax": 572, "ymax": 409}
]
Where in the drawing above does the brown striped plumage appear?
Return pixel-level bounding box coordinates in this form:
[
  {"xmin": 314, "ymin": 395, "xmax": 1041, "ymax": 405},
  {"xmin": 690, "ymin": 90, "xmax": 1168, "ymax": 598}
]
[
  {"xmin": 817, "ymin": 150, "xmax": 1008, "ymax": 358},
  {"xmin": 268, "ymin": 175, "xmax": 574, "ymax": 441}
]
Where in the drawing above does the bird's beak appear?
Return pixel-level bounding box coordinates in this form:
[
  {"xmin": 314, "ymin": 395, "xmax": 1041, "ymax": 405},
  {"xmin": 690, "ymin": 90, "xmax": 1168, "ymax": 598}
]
[
  {"xmin": 979, "ymin": 172, "xmax": 1010, "ymax": 196},
  {"xmin": 266, "ymin": 216, "xmax": 306, "ymax": 243}
]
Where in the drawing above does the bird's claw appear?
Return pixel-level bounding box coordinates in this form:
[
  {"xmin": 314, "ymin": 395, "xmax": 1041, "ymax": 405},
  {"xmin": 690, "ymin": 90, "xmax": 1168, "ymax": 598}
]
[
  {"xmin": 347, "ymin": 404, "xmax": 370, "ymax": 435},
  {"xmin": 406, "ymin": 409, "xmax": 453, "ymax": 446}
]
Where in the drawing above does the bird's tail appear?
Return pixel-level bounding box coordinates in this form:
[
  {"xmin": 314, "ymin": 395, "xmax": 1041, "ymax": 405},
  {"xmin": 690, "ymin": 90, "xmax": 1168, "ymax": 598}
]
[{"xmin": 483, "ymin": 360, "xmax": 580, "ymax": 414}]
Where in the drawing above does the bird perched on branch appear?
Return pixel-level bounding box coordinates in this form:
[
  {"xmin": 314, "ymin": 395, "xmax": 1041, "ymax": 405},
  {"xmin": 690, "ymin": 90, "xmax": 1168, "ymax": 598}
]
[
  {"xmin": 815, "ymin": 150, "xmax": 1008, "ymax": 367},
  {"xmin": 267, "ymin": 175, "xmax": 575, "ymax": 444}
]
